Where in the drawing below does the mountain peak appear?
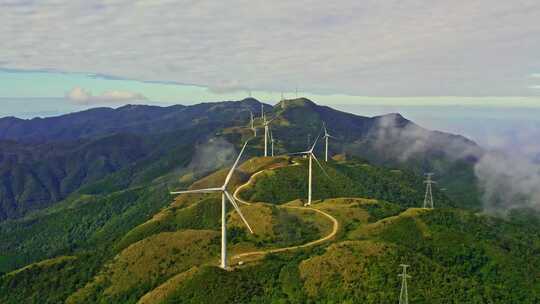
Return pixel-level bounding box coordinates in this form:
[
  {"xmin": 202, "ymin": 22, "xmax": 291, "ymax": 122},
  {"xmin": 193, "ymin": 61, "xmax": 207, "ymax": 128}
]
[
  {"xmin": 239, "ymin": 97, "xmax": 261, "ymax": 105},
  {"xmin": 276, "ymin": 97, "xmax": 317, "ymax": 110},
  {"xmin": 372, "ymin": 112, "xmax": 411, "ymax": 127}
]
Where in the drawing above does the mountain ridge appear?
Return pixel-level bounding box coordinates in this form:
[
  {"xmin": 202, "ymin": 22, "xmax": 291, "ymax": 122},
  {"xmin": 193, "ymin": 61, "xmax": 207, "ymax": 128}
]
[{"xmin": 0, "ymin": 97, "xmax": 482, "ymax": 221}]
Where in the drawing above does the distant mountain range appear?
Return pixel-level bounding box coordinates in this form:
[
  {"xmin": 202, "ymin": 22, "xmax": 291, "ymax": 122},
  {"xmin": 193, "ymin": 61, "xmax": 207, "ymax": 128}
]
[{"xmin": 0, "ymin": 98, "xmax": 482, "ymax": 221}]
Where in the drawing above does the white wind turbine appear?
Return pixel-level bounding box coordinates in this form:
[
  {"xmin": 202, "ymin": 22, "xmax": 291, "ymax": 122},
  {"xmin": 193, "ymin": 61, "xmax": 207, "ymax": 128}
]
[
  {"xmin": 270, "ymin": 130, "xmax": 276, "ymax": 156},
  {"xmin": 290, "ymin": 131, "xmax": 329, "ymax": 206},
  {"xmin": 322, "ymin": 122, "xmax": 337, "ymax": 162},
  {"xmin": 170, "ymin": 140, "xmax": 254, "ymax": 269},
  {"xmin": 249, "ymin": 111, "xmax": 257, "ymax": 137},
  {"xmin": 262, "ymin": 111, "xmax": 276, "ymax": 157}
]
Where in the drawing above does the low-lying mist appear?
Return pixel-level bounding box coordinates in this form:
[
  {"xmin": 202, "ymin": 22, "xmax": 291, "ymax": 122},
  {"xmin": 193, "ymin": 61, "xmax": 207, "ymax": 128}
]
[{"xmin": 370, "ymin": 113, "xmax": 540, "ymax": 215}]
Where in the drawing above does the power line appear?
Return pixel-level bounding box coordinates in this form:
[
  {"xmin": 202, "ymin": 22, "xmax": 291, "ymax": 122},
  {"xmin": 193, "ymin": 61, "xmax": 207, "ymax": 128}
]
[
  {"xmin": 423, "ymin": 173, "xmax": 436, "ymax": 209},
  {"xmin": 399, "ymin": 264, "xmax": 411, "ymax": 304}
]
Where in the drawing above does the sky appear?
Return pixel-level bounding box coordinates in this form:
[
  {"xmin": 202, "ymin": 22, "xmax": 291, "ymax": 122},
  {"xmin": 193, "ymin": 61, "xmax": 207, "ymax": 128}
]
[
  {"xmin": 1, "ymin": 1, "xmax": 539, "ymax": 98},
  {"xmin": 1, "ymin": 0, "xmax": 540, "ymax": 152}
]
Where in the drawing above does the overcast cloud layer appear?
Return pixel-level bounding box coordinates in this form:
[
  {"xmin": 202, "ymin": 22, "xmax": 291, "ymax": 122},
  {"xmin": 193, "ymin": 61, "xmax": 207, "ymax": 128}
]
[{"xmin": 1, "ymin": 0, "xmax": 540, "ymax": 96}]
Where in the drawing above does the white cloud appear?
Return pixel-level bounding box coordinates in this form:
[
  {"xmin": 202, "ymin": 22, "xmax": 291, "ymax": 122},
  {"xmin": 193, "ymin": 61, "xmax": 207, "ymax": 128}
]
[
  {"xmin": 475, "ymin": 151, "xmax": 540, "ymax": 214},
  {"xmin": 66, "ymin": 87, "xmax": 147, "ymax": 104},
  {"xmin": 1, "ymin": 1, "xmax": 540, "ymax": 96}
]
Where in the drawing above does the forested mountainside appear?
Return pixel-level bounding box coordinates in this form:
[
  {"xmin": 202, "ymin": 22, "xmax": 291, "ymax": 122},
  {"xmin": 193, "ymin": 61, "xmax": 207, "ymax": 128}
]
[{"xmin": 0, "ymin": 98, "xmax": 481, "ymax": 222}]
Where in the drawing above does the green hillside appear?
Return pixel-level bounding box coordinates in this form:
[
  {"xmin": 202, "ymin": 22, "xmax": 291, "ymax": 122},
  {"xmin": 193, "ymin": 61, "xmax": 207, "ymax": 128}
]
[
  {"xmin": 2, "ymin": 98, "xmax": 533, "ymax": 303},
  {"xmin": 238, "ymin": 156, "xmax": 453, "ymax": 208},
  {"xmin": 1, "ymin": 154, "xmax": 539, "ymax": 303},
  {"xmin": 0, "ymin": 97, "xmax": 483, "ymax": 222}
]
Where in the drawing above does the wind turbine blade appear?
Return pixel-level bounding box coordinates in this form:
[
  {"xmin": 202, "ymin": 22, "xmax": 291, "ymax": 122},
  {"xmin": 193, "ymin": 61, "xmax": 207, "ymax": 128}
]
[
  {"xmin": 224, "ymin": 191, "xmax": 254, "ymax": 234},
  {"xmin": 309, "ymin": 129, "xmax": 323, "ymax": 152},
  {"xmin": 312, "ymin": 153, "xmax": 330, "ymax": 179},
  {"xmin": 223, "ymin": 140, "xmax": 250, "ymax": 187},
  {"xmin": 170, "ymin": 187, "xmax": 222, "ymax": 194}
]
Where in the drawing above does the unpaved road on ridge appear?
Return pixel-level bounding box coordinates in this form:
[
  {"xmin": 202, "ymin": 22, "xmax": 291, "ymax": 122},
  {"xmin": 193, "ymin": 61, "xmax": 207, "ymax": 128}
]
[{"xmin": 231, "ymin": 162, "xmax": 339, "ymax": 261}]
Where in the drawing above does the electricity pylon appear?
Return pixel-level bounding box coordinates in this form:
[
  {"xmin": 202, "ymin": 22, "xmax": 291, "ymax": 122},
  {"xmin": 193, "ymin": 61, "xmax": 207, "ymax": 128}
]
[
  {"xmin": 423, "ymin": 173, "xmax": 436, "ymax": 209},
  {"xmin": 399, "ymin": 264, "xmax": 411, "ymax": 304}
]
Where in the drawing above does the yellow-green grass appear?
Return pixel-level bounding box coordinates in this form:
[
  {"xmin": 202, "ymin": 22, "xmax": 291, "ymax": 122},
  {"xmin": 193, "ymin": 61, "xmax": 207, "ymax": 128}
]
[
  {"xmin": 119, "ymin": 157, "xmax": 291, "ymax": 252},
  {"xmin": 137, "ymin": 267, "xmax": 199, "ymax": 304},
  {"xmin": 331, "ymin": 153, "xmax": 347, "ymax": 162},
  {"xmin": 106, "ymin": 229, "xmax": 219, "ymax": 295},
  {"xmin": 348, "ymin": 207, "xmax": 430, "ymax": 239},
  {"xmin": 286, "ymin": 207, "xmax": 334, "ymax": 240},
  {"xmin": 5, "ymin": 255, "xmax": 77, "ymax": 277},
  {"xmin": 238, "ymin": 156, "xmax": 290, "ymax": 175},
  {"xmin": 228, "ymin": 203, "xmax": 332, "ymax": 251},
  {"xmin": 299, "ymin": 240, "xmax": 389, "ymax": 297},
  {"xmin": 313, "ymin": 198, "xmax": 377, "ymax": 238},
  {"xmin": 228, "ymin": 202, "xmax": 275, "ymax": 237},
  {"xmin": 116, "ymin": 197, "xmax": 221, "ymax": 251},
  {"xmin": 229, "ymin": 205, "xmax": 337, "ymax": 266},
  {"xmin": 131, "ymin": 157, "xmax": 286, "ymax": 239},
  {"xmin": 69, "ymin": 230, "xmax": 219, "ymax": 302}
]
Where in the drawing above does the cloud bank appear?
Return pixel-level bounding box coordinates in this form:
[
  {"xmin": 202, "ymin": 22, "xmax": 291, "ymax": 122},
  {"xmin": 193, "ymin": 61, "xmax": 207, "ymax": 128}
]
[
  {"xmin": 475, "ymin": 151, "xmax": 540, "ymax": 214},
  {"xmin": 369, "ymin": 113, "xmax": 540, "ymax": 214},
  {"xmin": 66, "ymin": 87, "xmax": 147, "ymax": 104},
  {"xmin": 2, "ymin": 1, "xmax": 540, "ymax": 97}
]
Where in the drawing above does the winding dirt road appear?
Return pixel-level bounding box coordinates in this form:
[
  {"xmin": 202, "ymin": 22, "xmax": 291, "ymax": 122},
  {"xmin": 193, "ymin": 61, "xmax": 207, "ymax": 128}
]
[{"xmin": 231, "ymin": 162, "xmax": 339, "ymax": 262}]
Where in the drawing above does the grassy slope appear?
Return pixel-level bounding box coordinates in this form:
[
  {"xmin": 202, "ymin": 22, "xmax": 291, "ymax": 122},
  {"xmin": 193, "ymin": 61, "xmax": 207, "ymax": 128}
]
[
  {"xmin": 153, "ymin": 202, "xmax": 540, "ymax": 304},
  {"xmin": 62, "ymin": 157, "xmax": 332, "ymax": 302},
  {"xmin": 239, "ymin": 157, "xmax": 453, "ymax": 209}
]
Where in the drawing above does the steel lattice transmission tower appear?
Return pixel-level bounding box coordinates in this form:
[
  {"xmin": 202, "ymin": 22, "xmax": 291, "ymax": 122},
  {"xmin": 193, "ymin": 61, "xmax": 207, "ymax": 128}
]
[
  {"xmin": 423, "ymin": 173, "xmax": 436, "ymax": 209},
  {"xmin": 398, "ymin": 264, "xmax": 411, "ymax": 304}
]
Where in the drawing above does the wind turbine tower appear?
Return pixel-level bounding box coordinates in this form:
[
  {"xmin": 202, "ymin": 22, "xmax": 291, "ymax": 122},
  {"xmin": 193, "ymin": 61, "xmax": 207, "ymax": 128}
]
[
  {"xmin": 250, "ymin": 111, "xmax": 257, "ymax": 137},
  {"xmin": 398, "ymin": 264, "xmax": 411, "ymax": 304},
  {"xmin": 423, "ymin": 173, "xmax": 436, "ymax": 209},
  {"xmin": 290, "ymin": 131, "xmax": 328, "ymax": 206},
  {"xmin": 170, "ymin": 141, "xmax": 254, "ymax": 269},
  {"xmin": 322, "ymin": 122, "xmax": 336, "ymax": 162},
  {"xmin": 270, "ymin": 130, "xmax": 275, "ymax": 156},
  {"xmin": 262, "ymin": 113, "xmax": 275, "ymax": 157}
]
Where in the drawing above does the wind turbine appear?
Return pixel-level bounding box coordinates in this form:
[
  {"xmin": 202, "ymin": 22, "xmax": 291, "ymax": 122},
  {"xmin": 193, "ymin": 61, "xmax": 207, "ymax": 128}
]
[
  {"xmin": 249, "ymin": 111, "xmax": 257, "ymax": 137},
  {"xmin": 290, "ymin": 131, "xmax": 328, "ymax": 206},
  {"xmin": 322, "ymin": 122, "xmax": 337, "ymax": 162},
  {"xmin": 262, "ymin": 112, "xmax": 276, "ymax": 157},
  {"xmin": 270, "ymin": 130, "xmax": 276, "ymax": 156},
  {"xmin": 170, "ymin": 140, "xmax": 254, "ymax": 269}
]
